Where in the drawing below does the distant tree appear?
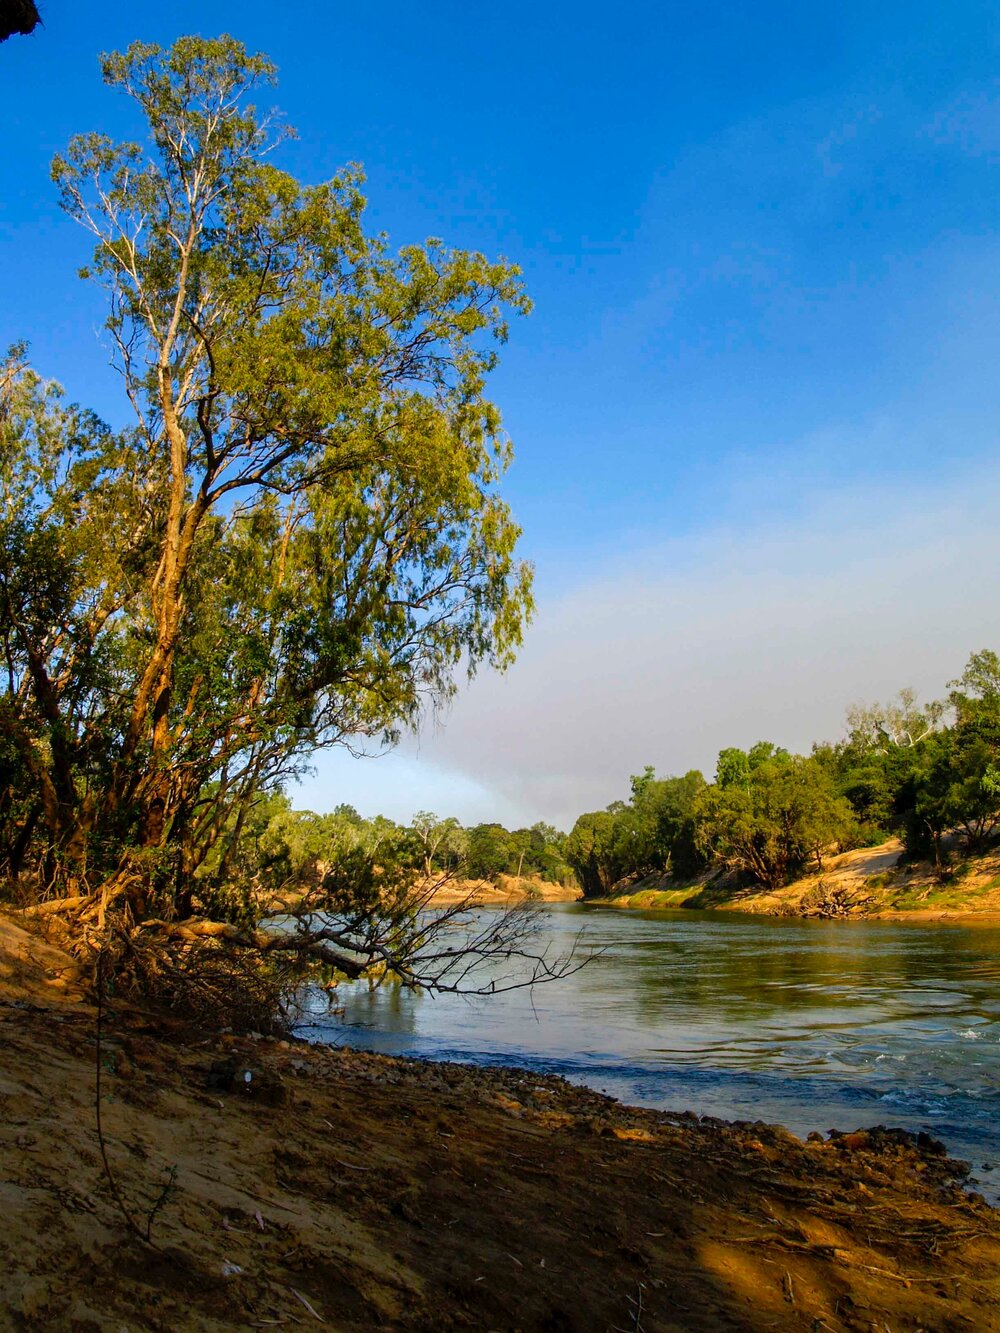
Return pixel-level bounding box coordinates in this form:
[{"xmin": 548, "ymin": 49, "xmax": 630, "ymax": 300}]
[
  {"xmin": 647, "ymin": 770, "xmax": 709, "ymax": 880},
  {"xmin": 897, "ymin": 651, "xmax": 1000, "ymax": 867},
  {"xmin": 564, "ymin": 811, "xmax": 621, "ymax": 897},
  {"xmin": 846, "ymin": 689, "xmax": 944, "ymax": 753},
  {"xmin": 715, "ymin": 742, "xmax": 787, "ymax": 791},
  {"xmin": 504, "ymin": 824, "xmax": 574, "ymax": 884},
  {"xmin": 943, "ymin": 652, "xmax": 1000, "ymax": 854},
  {"xmin": 331, "ymin": 804, "xmax": 364, "ymax": 824},
  {"xmin": 507, "ymin": 826, "xmax": 542, "ymax": 877},
  {"xmin": 950, "ymin": 649, "xmax": 1000, "ymax": 706},
  {"xmin": 530, "ymin": 822, "xmax": 563, "ymax": 846},
  {"xmin": 410, "ymin": 812, "xmax": 464, "ymax": 879},
  {"xmin": 465, "ymin": 823, "xmax": 515, "ymax": 882},
  {"xmin": 696, "ymin": 753, "xmax": 855, "ymax": 889},
  {"xmin": 563, "ymin": 768, "xmax": 708, "ymax": 893},
  {"xmin": 809, "ymin": 689, "xmax": 945, "ymax": 845}
]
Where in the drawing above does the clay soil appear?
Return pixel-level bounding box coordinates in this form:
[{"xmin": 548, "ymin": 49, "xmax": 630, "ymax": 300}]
[{"xmin": 1, "ymin": 916, "xmax": 999, "ymax": 1332}]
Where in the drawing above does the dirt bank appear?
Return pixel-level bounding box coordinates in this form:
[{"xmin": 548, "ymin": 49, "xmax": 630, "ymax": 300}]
[
  {"xmin": 424, "ymin": 873, "xmax": 582, "ymax": 906},
  {"xmin": 1, "ymin": 918, "xmax": 999, "ymax": 1331},
  {"xmin": 603, "ymin": 839, "xmax": 1000, "ymax": 921}
]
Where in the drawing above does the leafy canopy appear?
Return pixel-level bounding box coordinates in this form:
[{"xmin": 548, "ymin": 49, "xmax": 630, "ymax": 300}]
[{"xmin": 2, "ymin": 36, "xmax": 543, "ymax": 1001}]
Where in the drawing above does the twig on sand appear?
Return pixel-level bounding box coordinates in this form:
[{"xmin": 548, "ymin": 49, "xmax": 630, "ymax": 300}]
[
  {"xmin": 611, "ymin": 1280, "xmax": 646, "ymax": 1333},
  {"xmin": 783, "ymin": 1270, "xmax": 795, "ymax": 1305},
  {"xmin": 288, "ymin": 1288, "xmax": 323, "ymax": 1321},
  {"xmin": 332, "ymin": 1157, "xmax": 372, "ymax": 1172},
  {"xmin": 94, "ymin": 950, "xmax": 176, "ymax": 1247}
]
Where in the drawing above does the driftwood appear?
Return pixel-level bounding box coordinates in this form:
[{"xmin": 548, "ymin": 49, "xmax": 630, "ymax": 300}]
[
  {"xmin": 799, "ymin": 881, "xmax": 876, "ymax": 919},
  {"xmin": 22, "ymin": 894, "xmax": 90, "ymax": 916},
  {"xmin": 0, "ymin": 0, "xmax": 41, "ymax": 42},
  {"xmin": 136, "ymin": 917, "xmax": 370, "ymax": 979}
]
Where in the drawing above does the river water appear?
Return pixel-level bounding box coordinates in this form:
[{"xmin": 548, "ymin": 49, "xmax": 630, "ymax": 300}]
[{"xmin": 298, "ymin": 904, "xmax": 1000, "ymax": 1202}]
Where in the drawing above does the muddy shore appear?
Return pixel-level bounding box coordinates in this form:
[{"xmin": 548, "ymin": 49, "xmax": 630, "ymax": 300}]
[{"xmin": 1, "ymin": 917, "xmax": 999, "ymax": 1330}]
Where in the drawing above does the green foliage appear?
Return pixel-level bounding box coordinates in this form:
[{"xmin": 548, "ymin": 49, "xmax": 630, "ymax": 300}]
[
  {"xmin": 695, "ymin": 753, "xmax": 856, "ymax": 890},
  {"xmin": 2, "ymin": 37, "xmax": 533, "ymax": 913},
  {"xmin": 892, "ymin": 660, "xmax": 1000, "ymax": 866},
  {"xmin": 715, "ymin": 742, "xmax": 787, "ymax": 790},
  {"xmin": 410, "ymin": 812, "xmax": 465, "ymax": 878},
  {"xmin": 644, "ymin": 770, "xmax": 710, "ymax": 879},
  {"xmin": 196, "ymin": 798, "xmax": 573, "ymax": 902},
  {"xmin": 563, "ymin": 811, "xmax": 620, "ymax": 897},
  {"xmin": 564, "ymin": 767, "xmax": 708, "ymax": 896},
  {"xmin": 461, "ymin": 823, "xmax": 514, "ymax": 882}
]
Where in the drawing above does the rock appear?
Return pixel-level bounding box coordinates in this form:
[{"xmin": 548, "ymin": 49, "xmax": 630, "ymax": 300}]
[{"xmin": 205, "ymin": 1057, "xmax": 287, "ymax": 1106}]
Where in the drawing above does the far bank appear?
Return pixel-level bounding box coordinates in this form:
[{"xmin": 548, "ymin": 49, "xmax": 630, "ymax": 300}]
[{"xmin": 593, "ymin": 837, "xmax": 1000, "ymax": 921}]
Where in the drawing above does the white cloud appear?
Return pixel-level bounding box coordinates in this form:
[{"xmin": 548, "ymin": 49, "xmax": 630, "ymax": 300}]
[{"xmin": 352, "ymin": 462, "xmax": 1000, "ymax": 831}]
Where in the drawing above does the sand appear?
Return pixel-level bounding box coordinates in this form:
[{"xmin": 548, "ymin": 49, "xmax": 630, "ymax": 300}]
[{"xmin": 1, "ymin": 914, "xmax": 998, "ymax": 1331}]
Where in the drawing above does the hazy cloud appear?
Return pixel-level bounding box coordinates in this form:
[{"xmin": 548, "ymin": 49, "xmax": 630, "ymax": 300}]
[
  {"xmin": 371, "ymin": 463, "xmax": 1000, "ymax": 831},
  {"xmin": 924, "ymin": 89, "xmax": 1000, "ymax": 157}
]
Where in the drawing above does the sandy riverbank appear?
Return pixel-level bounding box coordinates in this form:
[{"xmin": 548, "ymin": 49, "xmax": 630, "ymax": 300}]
[
  {"xmin": 1, "ymin": 914, "xmax": 999, "ymax": 1330},
  {"xmin": 601, "ymin": 839, "xmax": 1000, "ymax": 922},
  {"xmin": 423, "ymin": 873, "xmax": 582, "ymax": 906}
]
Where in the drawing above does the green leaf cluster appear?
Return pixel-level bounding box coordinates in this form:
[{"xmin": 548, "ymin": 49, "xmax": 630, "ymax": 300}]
[{"xmin": 1, "ymin": 36, "xmax": 533, "ymax": 916}]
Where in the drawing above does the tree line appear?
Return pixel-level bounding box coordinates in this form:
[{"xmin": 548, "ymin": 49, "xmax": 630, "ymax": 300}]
[
  {"xmin": 220, "ymin": 799, "xmax": 577, "ymax": 897},
  {"xmin": 236, "ymin": 646, "xmax": 1000, "ymax": 907},
  {"xmin": 562, "ymin": 650, "xmax": 1000, "ymax": 896}
]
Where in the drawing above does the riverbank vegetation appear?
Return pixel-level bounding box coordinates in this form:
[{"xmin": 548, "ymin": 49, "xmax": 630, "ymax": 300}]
[
  {"xmin": 0, "ymin": 36, "xmax": 584, "ymax": 1017},
  {"xmin": 253, "ymin": 803, "xmax": 577, "ymax": 889},
  {"xmin": 563, "ymin": 650, "xmax": 1000, "ymax": 907}
]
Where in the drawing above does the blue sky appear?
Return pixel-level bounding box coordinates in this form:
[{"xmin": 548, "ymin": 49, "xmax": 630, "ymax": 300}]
[{"xmin": 3, "ymin": 3, "xmax": 1000, "ymax": 828}]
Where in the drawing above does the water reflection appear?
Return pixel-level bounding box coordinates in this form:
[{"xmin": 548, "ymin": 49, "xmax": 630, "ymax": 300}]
[{"xmin": 298, "ymin": 905, "xmax": 1000, "ymax": 1202}]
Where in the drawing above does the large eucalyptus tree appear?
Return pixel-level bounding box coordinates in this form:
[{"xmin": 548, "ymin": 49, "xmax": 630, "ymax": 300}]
[{"xmin": 0, "ymin": 37, "xmax": 554, "ymax": 1004}]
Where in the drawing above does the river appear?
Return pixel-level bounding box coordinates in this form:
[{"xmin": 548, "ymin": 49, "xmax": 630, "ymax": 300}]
[{"xmin": 298, "ymin": 903, "xmax": 1000, "ymax": 1203}]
